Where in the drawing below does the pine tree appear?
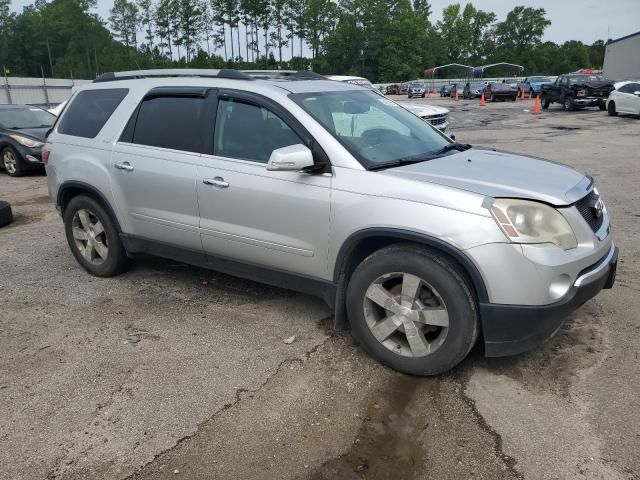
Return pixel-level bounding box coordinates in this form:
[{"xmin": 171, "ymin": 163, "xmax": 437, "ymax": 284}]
[{"xmin": 109, "ymin": 0, "xmax": 139, "ymax": 48}]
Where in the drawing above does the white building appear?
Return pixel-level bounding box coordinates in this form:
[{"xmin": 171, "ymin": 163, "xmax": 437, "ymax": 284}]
[{"xmin": 603, "ymin": 31, "xmax": 640, "ymax": 81}]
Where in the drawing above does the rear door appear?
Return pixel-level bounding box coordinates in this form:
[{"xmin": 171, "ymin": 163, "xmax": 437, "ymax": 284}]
[
  {"xmin": 110, "ymin": 88, "xmax": 214, "ymax": 253},
  {"xmin": 194, "ymin": 90, "xmax": 332, "ymax": 279}
]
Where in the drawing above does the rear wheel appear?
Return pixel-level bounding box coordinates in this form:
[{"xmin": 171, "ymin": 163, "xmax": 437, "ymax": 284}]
[
  {"xmin": 607, "ymin": 101, "xmax": 618, "ymax": 116},
  {"xmin": 63, "ymin": 195, "xmax": 133, "ymax": 277},
  {"xmin": 346, "ymin": 244, "xmax": 479, "ymax": 376},
  {"xmin": 1, "ymin": 147, "xmax": 25, "ymax": 177}
]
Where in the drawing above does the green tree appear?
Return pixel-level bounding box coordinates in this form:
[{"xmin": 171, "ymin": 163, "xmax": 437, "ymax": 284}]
[
  {"xmin": 137, "ymin": 0, "xmax": 155, "ymax": 52},
  {"xmin": 494, "ymin": 6, "xmax": 550, "ymax": 67},
  {"xmin": 109, "ymin": 0, "xmax": 139, "ymax": 48}
]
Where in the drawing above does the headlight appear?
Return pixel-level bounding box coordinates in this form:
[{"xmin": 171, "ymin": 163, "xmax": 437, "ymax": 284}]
[
  {"xmin": 490, "ymin": 198, "xmax": 577, "ymax": 250},
  {"xmin": 9, "ymin": 134, "xmax": 44, "ymax": 148}
]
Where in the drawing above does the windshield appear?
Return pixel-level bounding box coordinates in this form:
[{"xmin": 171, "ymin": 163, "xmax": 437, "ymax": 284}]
[
  {"xmin": 492, "ymin": 83, "xmax": 511, "ymax": 90},
  {"xmin": 568, "ymin": 75, "xmax": 605, "ymax": 84},
  {"xmin": 0, "ymin": 107, "xmax": 55, "ymax": 129},
  {"xmin": 469, "ymin": 83, "xmax": 485, "ymax": 90},
  {"xmin": 531, "ymin": 77, "xmax": 551, "ymax": 83},
  {"xmin": 290, "ymin": 90, "xmax": 450, "ymax": 169}
]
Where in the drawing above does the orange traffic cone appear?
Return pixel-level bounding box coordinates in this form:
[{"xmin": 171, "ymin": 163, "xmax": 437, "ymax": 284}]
[
  {"xmin": 426, "ymin": 90, "xmax": 431, "ymax": 98},
  {"xmin": 480, "ymin": 93, "xmax": 486, "ymax": 107},
  {"xmin": 520, "ymin": 88, "xmax": 525, "ymax": 100},
  {"xmin": 532, "ymin": 95, "xmax": 541, "ymax": 114},
  {"xmin": 454, "ymin": 90, "xmax": 459, "ymax": 101}
]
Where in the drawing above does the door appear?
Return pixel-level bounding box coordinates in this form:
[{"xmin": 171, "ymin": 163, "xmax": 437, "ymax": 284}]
[
  {"xmin": 195, "ymin": 93, "xmax": 331, "ymax": 279},
  {"xmin": 110, "ymin": 89, "xmax": 214, "ymax": 252},
  {"xmin": 617, "ymin": 83, "xmax": 640, "ymax": 113}
]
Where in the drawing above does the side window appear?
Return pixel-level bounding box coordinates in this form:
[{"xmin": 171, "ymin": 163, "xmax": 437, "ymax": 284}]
[
  {"xmin": 213, "ymin": 98, "xmax": 302, "ymax": 163},
  {"xmin": 618, "ymin": 84, "xmax": 632, "ymax": 93},
  {"xmin": 130, "ymin": 96, "xmax": 207, "ymax": 153},
  {"xmin": 58, "ymin": 88, "xmax": 128, "ymax": 138}
]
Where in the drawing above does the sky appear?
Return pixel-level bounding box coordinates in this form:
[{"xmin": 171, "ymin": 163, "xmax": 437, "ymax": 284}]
[{"xmin": 9, "ymin": 0, "xmax": 640, "ymax": 46}]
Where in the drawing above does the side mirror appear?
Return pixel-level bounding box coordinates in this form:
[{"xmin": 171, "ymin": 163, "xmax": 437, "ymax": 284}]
[{"xmin": 267, "ymin": 144, "xmax": 314, "ymax": 172}]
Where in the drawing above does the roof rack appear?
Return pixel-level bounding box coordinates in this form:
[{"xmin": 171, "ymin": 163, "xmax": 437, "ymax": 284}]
[
  {"xmin": 93, "ymin": 68, "xmax": 253, "ymax": 83},
  {"xmin": 241, "ymin": 70, "xmax": 326, "ymax": 80}
]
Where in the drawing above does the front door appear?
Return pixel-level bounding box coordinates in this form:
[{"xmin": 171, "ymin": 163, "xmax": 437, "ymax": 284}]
[{"xmin": 194, "ymin": 93, "xmax": 331, "ymax": 280}]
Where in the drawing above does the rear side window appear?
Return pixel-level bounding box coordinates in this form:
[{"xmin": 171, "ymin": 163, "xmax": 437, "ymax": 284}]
[
  {"xmin": 130, "ymin": 96, "xmax": 207, "ymax": 153},
  {"xmin": 58, "ymin": 88, "xmax": 128, "ymax": 138}
]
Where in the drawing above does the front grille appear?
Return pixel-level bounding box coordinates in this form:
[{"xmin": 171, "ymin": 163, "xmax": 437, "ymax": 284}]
[
  {"xmin": 424, "ymin": 115, "xmax": 447, "ymax": 126},
  {"xmin": 575, "ymin": 189, "xmax": 605, "ymax": 233}
]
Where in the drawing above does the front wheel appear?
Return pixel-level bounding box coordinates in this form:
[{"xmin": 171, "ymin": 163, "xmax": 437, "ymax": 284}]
[
  {"xmin": 346, "ymin": 244, "xmax": 479, "ymax": 376},
  {"xmin": 563, "ymin": 96, "xmax": 575, "ymax": 111},
  {"xmin": 1, "ymin": 147, "xmax": 25, "ymax": 177},
  {"xmin": 541, "ymin": 94, "xmax": 550, "ymax": 109},
  {"xmin": 63, "ymin": 195, "xmax": 133, "ymax": 277},
  {"xmin": 598, "ymin": 104, "xmax": 606, "ymax": 111},
  {"xmin": 608, "ymin": 101, "xmax": 618, "ymax": 116}
]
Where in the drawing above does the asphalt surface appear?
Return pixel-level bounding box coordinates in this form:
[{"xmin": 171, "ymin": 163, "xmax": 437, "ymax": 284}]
[{"xmin": 0, "ymin": 96, "xmax": 638, "ymax": 480}]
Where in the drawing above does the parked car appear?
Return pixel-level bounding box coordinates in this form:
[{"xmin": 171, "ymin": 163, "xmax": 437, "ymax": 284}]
[
  {"xmin": 399, "ymin": 83, "xmax": 409, "ymax": 95},
  {"xmin": 606, "ymin": 80, "xmax": 640, "ymax": 116},
  {"xmin": 45, "ymin": 68, "xmax": 617, "ymax": 376},
  {"xmin": 328, "ymin": 75, "xmax": 452, "ymax": 136},
  {"xmin": 463, "ymin": 81, "xmax": 487, "ymax": 99},
  {"xmin": 407, "ymin": 82, "xmax": 426, "ymax": 98},
  {"xmin": 0, "ymin": 104, "xmax": 54, "ymax": 176},
  {"xmin": 517, "ymin": 76, "xmax": 553, "ymax": 97},
  {"xmin": 385, "ymin": 84, "xmax": 400, "ymax": 95},
  {"xmin": 439, "ymin": 84, "xmax": 454, "ymax": 97},
  {"xmin": 541, "ymin": 74, "xmax": 614, "ymax": 111},
  {"xmin": 484, "ymin": 83, "xmax": 517, "ymax": 102},
  {"xmin": 450, "ymin": 84, "xmax": 462, "ymax": 98}
]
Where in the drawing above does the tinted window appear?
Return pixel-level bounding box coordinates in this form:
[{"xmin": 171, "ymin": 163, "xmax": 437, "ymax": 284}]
[
  {"xmin": 619, "ymin": 83, "xmax": 639, "ymax": 93},
  {"xmin": 214, "ymin": 99, "xmax": 302, "ymax": 163},
  {"xmin": 131, "ymin": 96, "xmax": 207, "ymax": 153},
  {"xmin": 58, "ymin": 88, "xmax": 128, "ymax": 138}
]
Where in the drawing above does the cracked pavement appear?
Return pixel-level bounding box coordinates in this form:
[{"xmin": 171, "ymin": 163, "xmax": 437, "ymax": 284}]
[{"xmin": 1, "ymin": 98, "xmax": 639, "ymax": 479}]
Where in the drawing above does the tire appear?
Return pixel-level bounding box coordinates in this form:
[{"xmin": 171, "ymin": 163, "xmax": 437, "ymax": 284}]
[
  {"xmin": 511, "ymin": 96, "xmax": 516, "ymax": 102},
  {"xmin": 563, "ymin": 96, "xmax": 575, "ymax": 111},
  {"xmin": 598, "ymin": 104, "xmax": 606, "ymax": 111},
  {"xmin": 608, "ymin": 101, "xmax": 618, "ymax": 116},
  {"xmin": 541, "ymin": 94, "xmax": 550, "ymax": 110},
  {"xmin": 346, "ymin": 244, "xmax": 479, "ymax": 376},
  {"xmin": 0, "ymin": 200, "xmax": 13, "ymax": 227},
  {"xmin": 63, "ymin": 195, "xmax": 133, "ymax": 277},
  {"xmin": 1, "ymin": 146, "xmax": 25, "ymax": 177}
]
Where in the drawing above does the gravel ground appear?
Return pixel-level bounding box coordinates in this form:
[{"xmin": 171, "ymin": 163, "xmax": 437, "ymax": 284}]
[{"xmin": 0, "ymin": 97, "xmax": 638, "ymax": 480}]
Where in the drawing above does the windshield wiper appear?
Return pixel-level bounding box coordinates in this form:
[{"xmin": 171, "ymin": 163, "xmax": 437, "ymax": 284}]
[{"xmin": 368, "ymin": 143, "xmax": 472, "ymax": 171}]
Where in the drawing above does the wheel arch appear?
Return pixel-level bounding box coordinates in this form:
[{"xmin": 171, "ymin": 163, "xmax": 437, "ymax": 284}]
[
  {"xmin": 57, "ymin": 181, "xmax": 123, "ymax": 234},
  {"xmin": 332, "ymin": 228, "xmax": 489, "ymax": 329}
]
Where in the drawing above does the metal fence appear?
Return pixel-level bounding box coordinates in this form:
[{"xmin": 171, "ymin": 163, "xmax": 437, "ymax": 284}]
[{"xmin": 0, "ymin": 76, "xmax": 92, "ymax": 108}]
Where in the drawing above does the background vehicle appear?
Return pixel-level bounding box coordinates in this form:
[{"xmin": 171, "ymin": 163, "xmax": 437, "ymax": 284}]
[
  {"xmin": 399, "ymin": 83, "xmax": 409, "ymax": 95},
  {"xmin": 46, "ymin": 69, "xmax": 616, "ymax": 376},
  {"xmin": 48, "ymin": 100, "xmax": 68, "ymax": 116},
  {"xmin": 0, "ymin": 105, "xmax": 54, "ymax": 176},
  {"xmin": 408, "ymin": 82, "xmax": 426, "ymax": 98},
  {"xmin": 385, "ymin": 84, "xmax": 400, "ymax": 95},
  {"xmin": 450, "ymin": 84, "xmax": 462, "ymax": 98},
  {"xmin": 463, "ymin": 81, "xmax": 487, "ymax": 99},
  {"xmin": 517, "ymin": 76, "xmax": 553, "ymax": 97},
  {"xmin": 484, "ymin": 83, "xmax": 517, "ymax": 102},
  {"xmin": 606, "ymin": 81, "xmax": 640, "ymax": 116},
  {"xmin": 439, "ymin": 83, "xmax": 454, "ymax": 97},
  {"xmin": 541, "ymin": 74, "xmax": 614, "ymax": 111}
]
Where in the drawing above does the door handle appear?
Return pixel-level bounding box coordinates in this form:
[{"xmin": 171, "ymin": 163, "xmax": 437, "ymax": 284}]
[
  {"xmin": 114, "ymin": 161, "xmax": 134, "ymax": 172},
  {"xmin": 203, "ymin": 177, "xmax": 229, "ymax": 188}
]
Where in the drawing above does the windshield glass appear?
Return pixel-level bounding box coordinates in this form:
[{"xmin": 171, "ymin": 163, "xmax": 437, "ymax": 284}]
[
  {"xmin": 469, "ymin": 83, "xmax": 485, "ymax": 89},
  {"xmin": 290, "ymin": 90, "xmax": 450, "ymax": 169},
  {"xmin": 0, "ymin": 107, "xmax": 55, "ymax": 129},
  {"xmin": 568, "ymin": 75, "xmax": 605, "ymax": 84},
  {"xmin": 530, "ymin": 77, "xmax": 551, "ymax": 83}
]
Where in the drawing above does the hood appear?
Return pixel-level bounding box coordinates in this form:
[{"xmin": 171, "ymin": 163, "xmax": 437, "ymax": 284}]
[
  {"xmin": 578, "ymin": 80, "xmax": 614, "ymax": 89},
  {"xmin": 7, "ymin": 127, "xmax": 49, "ymax": 141},
  {"xmin": 382, "ymin": 149, "xmax": 588, "ymax": 206},
  {"xmin": 401, "ymin": 103, "xmax": 449, "ymax": 117}
]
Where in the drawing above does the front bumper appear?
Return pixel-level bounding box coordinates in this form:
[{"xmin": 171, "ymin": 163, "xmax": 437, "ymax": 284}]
[
  {"xmin": 574, "ymin": 97, "xmax": 606, "ymax": 107},
  {"xmin": 481, "ymin": 244, "xmax": 617, "ymax": 357},
  {"xmin": 15, "ymin": 143, "xmax": 44, "ymax": 168}
]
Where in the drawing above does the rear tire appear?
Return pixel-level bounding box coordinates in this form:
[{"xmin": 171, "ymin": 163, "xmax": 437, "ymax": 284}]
[
  {"xmin": 607, "ymin": 101, "xmax": 618, "ymax": 116},
  {"xmin": 63, "ymin": 195, "xmax": 133, "ymax": 277},
  {"xmin": 0, "ymin": 200, "xmax": 13, "ymax": 227},
  {"xmin": 346, "ymin": 244, "xmax": 479, "ymax": 376}
]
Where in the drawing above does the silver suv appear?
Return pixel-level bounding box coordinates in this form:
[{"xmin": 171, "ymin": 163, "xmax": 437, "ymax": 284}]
[{"xmin": 44, "ymin": 69, "xmax": 617, "ymax": 375}]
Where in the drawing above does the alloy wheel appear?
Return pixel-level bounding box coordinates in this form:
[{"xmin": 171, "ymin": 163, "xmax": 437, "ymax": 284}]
[
  {"xmin": 363, "ymin": 272, "xmax": 449, "ymax": 358},
  {"xmin": 3, "ymin": 150, "xmax": 17, "ymax": 175},
  {"xmin": 71, "ymin": 208, "xmax": 109, "ymax": 265}
]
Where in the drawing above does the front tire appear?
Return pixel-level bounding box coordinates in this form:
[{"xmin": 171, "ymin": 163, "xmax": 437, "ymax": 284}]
[
  {"xmin": 346, "ymin": 244, "xmax": 479, "ymax": 376},
  {"xmin": 541, "ymin": 94, "xmax": 550, "ymax": 109},
  {"xmin": 63, "ymin": 195, "xmax": 132, "ymax": 277},
  {"xmin": 563, "ymin": 96, "xmax": 575, "ymax": 111},
  {"xmin": 1, "ymin": 147, "xmax": 25, "ymax": 177},
  {"xmin": 608, "ymin": 101, "xmax": 618, "ymax": 116}
]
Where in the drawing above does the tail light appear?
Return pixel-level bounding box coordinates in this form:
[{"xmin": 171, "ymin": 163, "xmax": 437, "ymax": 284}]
[{"xmin": 42, "ymin": 149, "xmax": 51, "ymax": 166}]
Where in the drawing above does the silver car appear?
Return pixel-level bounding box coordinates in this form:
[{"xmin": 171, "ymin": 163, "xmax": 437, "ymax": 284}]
[{"xmin": 44, "ymin": 69, "xmax": 617, "ymax": 375}]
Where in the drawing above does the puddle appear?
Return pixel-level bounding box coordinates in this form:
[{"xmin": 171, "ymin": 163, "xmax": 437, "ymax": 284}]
[{"xmin": 550, "ymin": 126, "xmax": 581, "ymax": 131}]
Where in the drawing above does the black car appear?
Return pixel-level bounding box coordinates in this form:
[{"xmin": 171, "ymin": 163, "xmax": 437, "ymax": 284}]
[
  {"xmin": 0, "ymin": 105, "xmax": 55, "ymax": 177},
  {"xmin": 484, "ymin": 83, "xmax": 517, "ymax": 102},
  {"xmin": 540, "ymin": 74, "xmax": 615, "ymax": 111},
  {"xmin": 463, "ymin": 82, "xmax": 487, "ymax": 99}
]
